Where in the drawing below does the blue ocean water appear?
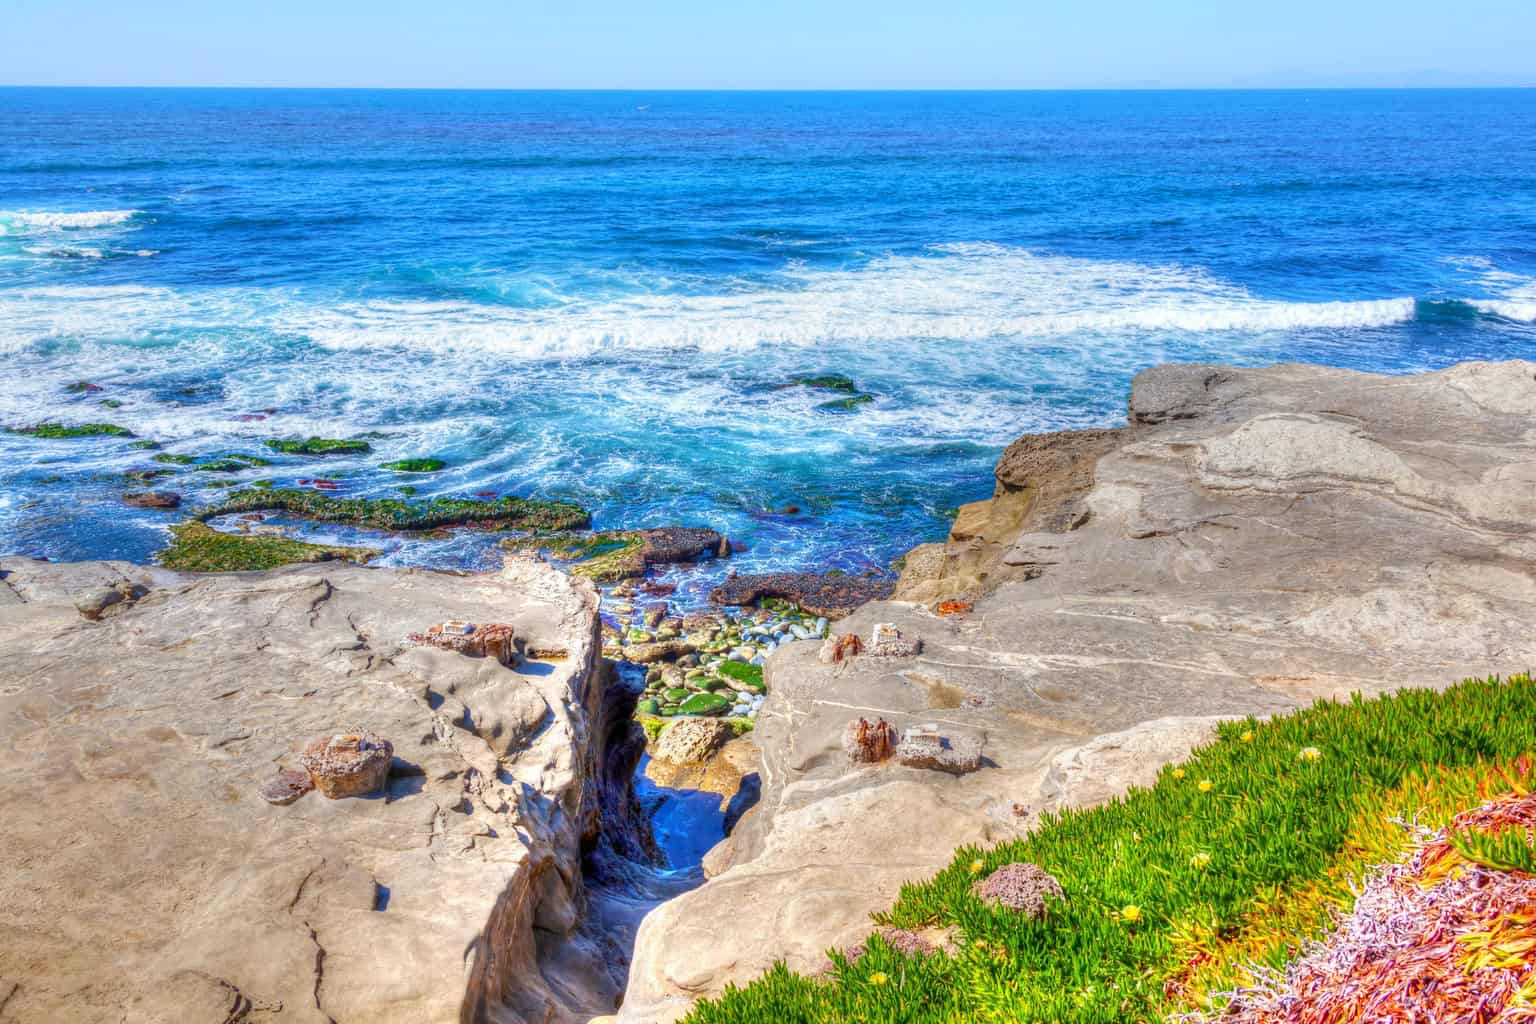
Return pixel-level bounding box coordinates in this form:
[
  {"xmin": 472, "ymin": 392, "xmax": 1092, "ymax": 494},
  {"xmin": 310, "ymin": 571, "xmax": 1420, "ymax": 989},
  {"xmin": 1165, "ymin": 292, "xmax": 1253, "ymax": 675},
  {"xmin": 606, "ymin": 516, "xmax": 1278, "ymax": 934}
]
[{"xmin": 3, "ymin": 88, "xmax": 1534, "ymax": 596}]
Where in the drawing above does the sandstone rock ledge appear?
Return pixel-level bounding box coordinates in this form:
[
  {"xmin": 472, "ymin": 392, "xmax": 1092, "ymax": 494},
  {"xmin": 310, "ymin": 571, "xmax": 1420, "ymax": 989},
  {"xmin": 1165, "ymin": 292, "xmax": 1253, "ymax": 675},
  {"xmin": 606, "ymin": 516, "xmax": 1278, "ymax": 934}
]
[
  {"xmin": 618, "ymin": 360, "xmax": 1536, "ymax": 1023},
  {"xmin": 0, "ymin": 555, "xmax": 646, "ymax": 1024}
]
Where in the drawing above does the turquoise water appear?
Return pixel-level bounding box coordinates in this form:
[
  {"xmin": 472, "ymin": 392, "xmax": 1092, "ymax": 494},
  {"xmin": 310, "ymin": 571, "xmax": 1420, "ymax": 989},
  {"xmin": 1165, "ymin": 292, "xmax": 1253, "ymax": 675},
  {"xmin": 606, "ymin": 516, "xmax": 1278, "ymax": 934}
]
[{"xmin": 3, "ymin": 89, "xmax": 1534, "ymax": 595}]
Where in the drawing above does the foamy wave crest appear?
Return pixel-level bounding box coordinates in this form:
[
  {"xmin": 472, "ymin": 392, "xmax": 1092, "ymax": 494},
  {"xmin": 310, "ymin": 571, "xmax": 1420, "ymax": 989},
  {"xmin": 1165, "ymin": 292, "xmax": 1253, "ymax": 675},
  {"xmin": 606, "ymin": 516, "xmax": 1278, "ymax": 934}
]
[
  {"xmin": 1447, "ymin": 257, "xmax": 1536, "ymax": 323},
  {"xmin": 0, "ymin": 244, "xmax": 1415, "ymax": 356},
  {"xmin": 0, "ymin": 210, "xmax": 142, "ymax": 235}
]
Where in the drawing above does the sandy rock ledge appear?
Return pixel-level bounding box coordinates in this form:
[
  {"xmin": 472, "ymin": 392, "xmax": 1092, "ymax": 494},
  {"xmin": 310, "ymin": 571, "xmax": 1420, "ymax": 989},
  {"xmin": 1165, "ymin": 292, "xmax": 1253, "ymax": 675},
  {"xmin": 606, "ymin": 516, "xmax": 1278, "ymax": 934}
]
[{"xmin": 0, "ymin": 555, "xmax": 648, "ymax": 1024}]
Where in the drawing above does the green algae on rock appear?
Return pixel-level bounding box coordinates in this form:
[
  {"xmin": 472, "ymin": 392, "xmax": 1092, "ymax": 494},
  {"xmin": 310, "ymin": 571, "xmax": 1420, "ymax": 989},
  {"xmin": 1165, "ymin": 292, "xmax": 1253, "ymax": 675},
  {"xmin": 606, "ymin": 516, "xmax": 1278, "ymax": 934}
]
[
  {"xmin": 128, "ymin": 440, "xmax": 162, "ymax": 451},
  {"xmin": 792, "ymin": 374, "xmax": 860, "ymax": 394},
  {"xmin": 676, "ymin": 692, "xmax": 732, "ymax": 717},
  {"xmin": 263, "ymin": 437, "xmax": 373, "ymax": 456},
  {"xmin": 157, "ymin": 521, "xmax": 379, "ymax": 572},
  {"xmin": 9, "ymin": 422, "xmax": 135, "ymax": 439},
  {"xmin": 816, "ymin": 393, "xmax": 876, "ymax": 412},
  {"xmin": 199, "ymin": 487, "xmax": 590, "ymax": 532},
  {"xmin": 152, "ymin": 453, "xmax": 196, "ymax": 465},
  {"xmin": 503, "ymin": 525, "xmax": 725, "ymax": 583},
  {"xmin": 380, "ymin": 458, "xmax": 447, "ymax": 473}
]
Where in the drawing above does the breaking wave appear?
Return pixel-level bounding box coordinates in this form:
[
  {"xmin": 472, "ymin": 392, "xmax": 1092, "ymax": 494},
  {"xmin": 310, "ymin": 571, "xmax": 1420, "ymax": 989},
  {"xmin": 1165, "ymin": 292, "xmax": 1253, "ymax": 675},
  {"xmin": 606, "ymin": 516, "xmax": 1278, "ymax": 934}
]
[
  {"xmin": 0, "ymin": 209, "xmax": 142, "ymax": 233},
  {"xmin": 0, "ymin": 243, "xmax": 1419, "ymax": 356}
]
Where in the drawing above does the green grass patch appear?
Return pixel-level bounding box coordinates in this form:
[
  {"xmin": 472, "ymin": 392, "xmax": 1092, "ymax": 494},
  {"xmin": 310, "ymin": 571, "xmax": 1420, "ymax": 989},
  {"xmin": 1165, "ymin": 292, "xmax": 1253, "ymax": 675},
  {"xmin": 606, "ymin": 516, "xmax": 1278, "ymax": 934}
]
[
  {"xmin": 685, "ymin": 674, "xmax": 1536, "ymax": 1024},
  {"xmin": 380, "ymin": 457, "xmax": 447, "ymax": 473},
  {"xmin": 9, "ymin": 422, "xmax": 134, "ymax": 439},
  {"xmin": 263, "ymin": 436, "xmax": 372, "ymax": 456},
  {"xmin": 157, "ymin": 521, "xmax": 379, "ymax": 572},
  {"xmin": 200, "ymin": 487, "xmax": 590, "ymax": 532}
]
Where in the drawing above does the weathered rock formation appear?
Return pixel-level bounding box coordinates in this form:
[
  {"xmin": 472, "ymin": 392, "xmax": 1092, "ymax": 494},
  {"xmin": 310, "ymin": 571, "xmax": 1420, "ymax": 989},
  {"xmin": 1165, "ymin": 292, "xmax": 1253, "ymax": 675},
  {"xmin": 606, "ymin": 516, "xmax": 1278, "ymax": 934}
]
[
  {"xmin": 0, "ymin": 554, "xmax": 651, "ymax": 1023},
  {"xmin": 709, "ymin": 572, "xmax": 895, "ymax": 618},
  {"xmin": 618, "ymin": 360, "xmax": 1536, "ymax": 1022}
]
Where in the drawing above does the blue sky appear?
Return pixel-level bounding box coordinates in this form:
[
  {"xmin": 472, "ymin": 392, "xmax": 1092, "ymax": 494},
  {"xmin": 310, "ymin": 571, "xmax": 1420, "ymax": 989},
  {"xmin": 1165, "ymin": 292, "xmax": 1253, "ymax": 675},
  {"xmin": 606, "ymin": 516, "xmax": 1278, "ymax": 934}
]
[{"xmin": 3, "ymin": 0, "xmax": 1533, "ymax": 89}]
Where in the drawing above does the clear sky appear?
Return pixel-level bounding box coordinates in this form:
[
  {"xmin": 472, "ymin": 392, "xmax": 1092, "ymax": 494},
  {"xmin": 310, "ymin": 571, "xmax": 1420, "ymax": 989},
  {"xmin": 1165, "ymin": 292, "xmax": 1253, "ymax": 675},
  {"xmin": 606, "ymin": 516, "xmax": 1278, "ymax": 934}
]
[{"xmin": 2, "ymin": 0, "xmax": 1533, "ymax": 90}]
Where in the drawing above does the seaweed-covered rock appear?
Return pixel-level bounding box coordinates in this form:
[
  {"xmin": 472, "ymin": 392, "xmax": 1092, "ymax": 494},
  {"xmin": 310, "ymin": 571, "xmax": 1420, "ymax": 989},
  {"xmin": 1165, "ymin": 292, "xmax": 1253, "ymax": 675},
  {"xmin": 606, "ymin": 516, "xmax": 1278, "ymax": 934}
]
[
  {"xmin": 263, "ymin": 436, "xmax": 371, "ymax": 456},
  {"xmin": 676, "ymin": 692, "xmax": 732, "ymax": 717},
  {"xmin": 8, "ymin": 421, "xmax": 134, "ymax": 439},
  {"xmin": 200, "ymin": 487, "xmax": 590, "ymax": 532},
  {"xmin": 157, "ymin": 521, "xmax": 378, "ymax": 572},
  {"xmin": 380, "ymin": 457, "xmax": 446, "ymax": 473},
  {"xmin": 506, "ymin": 526, "xmax": 725, "ymax": 583},
  {"xmin": 971, "ymin": 862, "xmax": 1063, "ymax": 919},
  {"xmin": 710, "ymin": 571, "xmax": 895, "ymax": 619}
]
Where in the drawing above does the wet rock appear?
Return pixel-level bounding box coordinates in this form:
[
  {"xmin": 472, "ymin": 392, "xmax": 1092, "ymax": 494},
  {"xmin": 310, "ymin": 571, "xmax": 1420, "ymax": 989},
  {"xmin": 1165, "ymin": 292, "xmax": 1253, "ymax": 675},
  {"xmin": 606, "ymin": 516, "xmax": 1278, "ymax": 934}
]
[
  {"xmin": 643, "ymin": 603, "xmax": 669, "ymax": 629},
  {"xmin": 123, "ymin": 490, "xmax": 181, "ymax": 510},
  {"xmin": 709, "ymin": 571, "xmax": 895, "ymax": 619}
]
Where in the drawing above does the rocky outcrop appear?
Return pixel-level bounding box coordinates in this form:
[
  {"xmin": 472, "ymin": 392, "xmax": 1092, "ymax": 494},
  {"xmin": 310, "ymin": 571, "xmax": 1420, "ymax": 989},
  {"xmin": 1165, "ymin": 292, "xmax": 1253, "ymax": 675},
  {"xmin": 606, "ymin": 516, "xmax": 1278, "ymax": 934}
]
[
  {"xmin": 709, "ymin": 572, "xmax": 895, "ymax": 618},
  {"xmin": 618, "ymin": 360, "xmax": 1536, "ymax": 1021},
  {"xmin": 0, "ymin": 554, "xmax": 651, "ymax": 1023}
]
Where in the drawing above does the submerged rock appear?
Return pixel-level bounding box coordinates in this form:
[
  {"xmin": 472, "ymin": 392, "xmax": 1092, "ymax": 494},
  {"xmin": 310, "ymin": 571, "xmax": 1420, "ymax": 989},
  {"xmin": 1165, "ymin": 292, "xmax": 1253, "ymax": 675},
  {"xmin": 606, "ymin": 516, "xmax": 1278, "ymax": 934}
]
[{"xmin": 123, "ymin": 490, "xmax": 181, "ymax": 509}]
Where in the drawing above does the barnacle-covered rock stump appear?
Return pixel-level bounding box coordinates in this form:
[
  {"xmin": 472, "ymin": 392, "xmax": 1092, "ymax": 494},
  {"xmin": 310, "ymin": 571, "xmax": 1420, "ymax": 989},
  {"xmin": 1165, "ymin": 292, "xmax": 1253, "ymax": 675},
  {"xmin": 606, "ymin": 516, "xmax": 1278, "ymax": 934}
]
[{"xmin": 298, "ymin": 730, "xmax": 393, "ymax": 798}]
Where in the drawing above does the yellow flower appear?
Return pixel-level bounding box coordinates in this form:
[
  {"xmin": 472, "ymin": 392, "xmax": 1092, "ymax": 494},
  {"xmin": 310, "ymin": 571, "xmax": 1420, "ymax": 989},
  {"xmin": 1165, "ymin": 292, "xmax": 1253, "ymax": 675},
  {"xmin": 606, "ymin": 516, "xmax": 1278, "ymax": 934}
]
[
  {"xmin": 1197, "ymin": 778, "xmax": 1215, "ymax": 793},
  {"xmin": 969, "ymin": 858, "xmax": 985, "ymax": 873},
  {"xmin": 1121, "ymin": 904, "xmax": 1142, "ymax": 923},
  {"xmin": 1298, "ymin": 746, "xmax": 1323, "ymax": 762},
  {"xmin": 1239, "ymin": 730, "xmax": 1254, "ymax": 744},
  {"xmin": 1172, "ymin": 768, "xmax": 1187, "ymax": 780},
  {"xmin": 1190, "ymin": 852, "xmax": 1212, "ymax": 870},
  {"xmin": 973, "ymin": 939, "xmax": 987, "ymax": 949},
  {"xmin": 869, "ymin": 972, "xmax": 888, "ymax": 986}
]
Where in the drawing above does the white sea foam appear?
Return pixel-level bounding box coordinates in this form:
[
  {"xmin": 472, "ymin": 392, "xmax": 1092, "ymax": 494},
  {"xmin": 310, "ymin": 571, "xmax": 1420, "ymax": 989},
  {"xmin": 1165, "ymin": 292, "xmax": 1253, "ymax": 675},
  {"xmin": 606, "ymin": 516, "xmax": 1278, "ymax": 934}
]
[
  {"xmin": 1447, "ymin": 256, "xmax": 1536, "ymax": 323},
  {"xmin": 1, "ymin": 209, "xmax": 141, "ymax": 232},
  {"xmin": 0, "ymin": 243, "xmax": 1415, "ymax": 358}
]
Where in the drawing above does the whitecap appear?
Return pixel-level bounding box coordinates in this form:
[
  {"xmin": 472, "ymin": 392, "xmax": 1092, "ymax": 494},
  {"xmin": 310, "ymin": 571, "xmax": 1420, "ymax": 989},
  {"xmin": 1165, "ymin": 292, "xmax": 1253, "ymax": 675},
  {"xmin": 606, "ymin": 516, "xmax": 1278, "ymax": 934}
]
[{"xmin": 1, "ymin": 209, "xmax": 142, "ymax": 231}]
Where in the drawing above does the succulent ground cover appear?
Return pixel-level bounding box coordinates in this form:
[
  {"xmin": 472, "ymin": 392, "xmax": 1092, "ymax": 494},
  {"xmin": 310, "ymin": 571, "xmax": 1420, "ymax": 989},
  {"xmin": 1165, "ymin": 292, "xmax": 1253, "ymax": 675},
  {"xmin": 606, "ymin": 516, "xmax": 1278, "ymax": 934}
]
[
  {"xmin": 157, "ymin": 522, "xmax": 379, "ymax": 572},
  {"xmin": 685, "ymin": 674, "xmax": 1536, "ymax": 1024},
  {"xmin": 198, "ymin": 487, "xmax": 590, "ymax": 532}
]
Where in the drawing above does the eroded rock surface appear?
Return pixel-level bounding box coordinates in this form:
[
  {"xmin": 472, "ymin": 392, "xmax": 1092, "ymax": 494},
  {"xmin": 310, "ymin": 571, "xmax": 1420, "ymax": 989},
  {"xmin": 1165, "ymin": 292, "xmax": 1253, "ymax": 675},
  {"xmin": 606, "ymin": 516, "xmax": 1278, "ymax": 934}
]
[
  {"xmin": 619, "ymin": 360, "xmax": 1536, "ymax": 1022},
  {"xmin": 0, "ymin": 554, "xmax": 648, "ymax": 1024}
]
